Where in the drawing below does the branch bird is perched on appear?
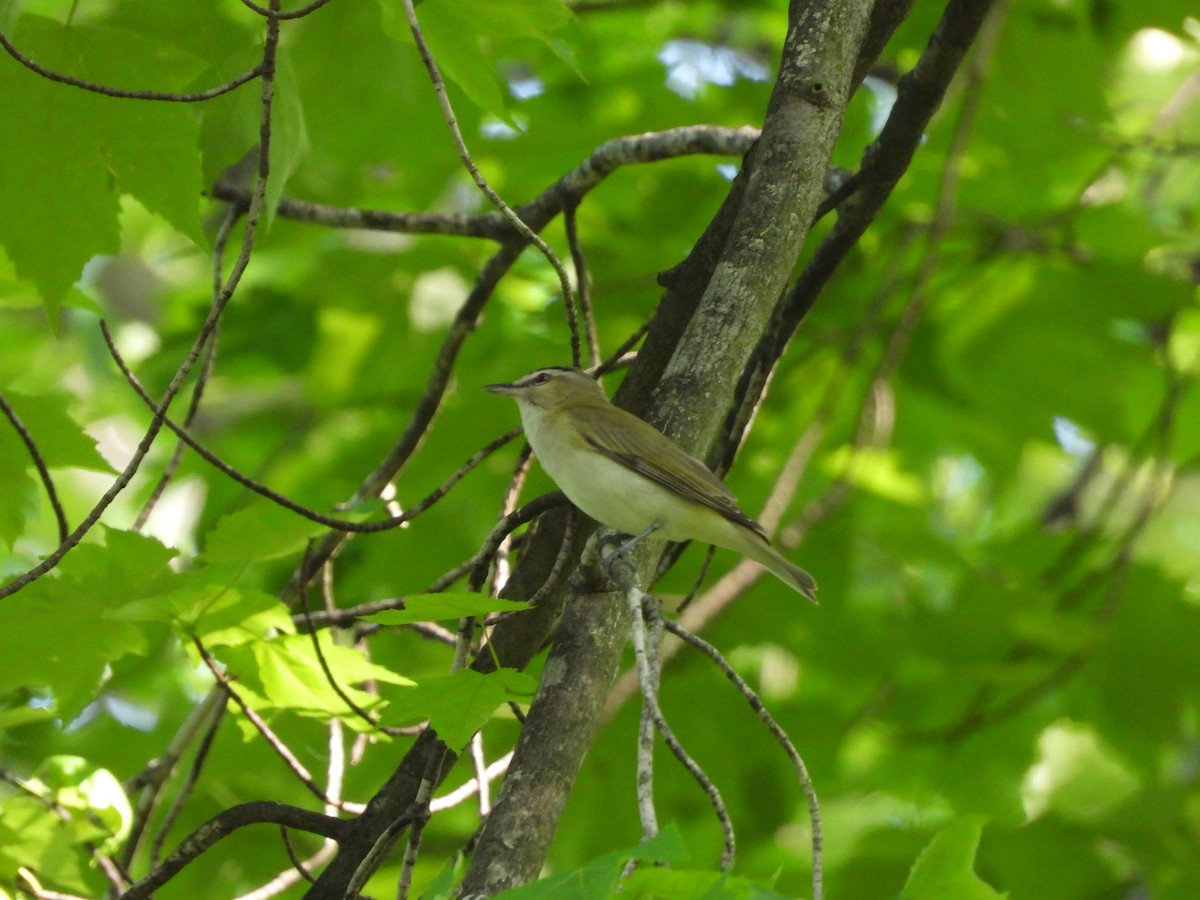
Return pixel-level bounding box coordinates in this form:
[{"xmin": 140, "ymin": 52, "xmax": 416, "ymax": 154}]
[{"xmin": 486, "ymin": 367, "xmax": 817, "ymax": 601}]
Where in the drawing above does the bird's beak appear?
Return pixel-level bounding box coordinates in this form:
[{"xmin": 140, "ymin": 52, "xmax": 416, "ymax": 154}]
[{"xmin": 484, "ymin": 381, "xmax": 520, "ymax": 396}]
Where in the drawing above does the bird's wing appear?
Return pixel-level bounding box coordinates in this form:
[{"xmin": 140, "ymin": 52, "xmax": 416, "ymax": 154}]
[{"xmin": 566, "ymin": 403, "xmax": 768, "ymax": 540}]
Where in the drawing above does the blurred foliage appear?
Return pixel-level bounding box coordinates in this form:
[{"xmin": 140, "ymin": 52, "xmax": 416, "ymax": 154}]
[{"xmin": 1, "ymin": 0, "xmax": 1199, "ymax": 898}]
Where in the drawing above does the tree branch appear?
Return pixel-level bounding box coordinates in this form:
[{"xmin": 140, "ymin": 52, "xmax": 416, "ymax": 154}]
[
  {"xmin": 119, "ymin": 802, "xmax": 347, "ymax": 900},
  {"xmin": 0, "ymin": 31, "xmax": 263, "ymax": 101},
  {"xmin": 458, "ymin": 1, "xmax": 877, "ymax": 894}
]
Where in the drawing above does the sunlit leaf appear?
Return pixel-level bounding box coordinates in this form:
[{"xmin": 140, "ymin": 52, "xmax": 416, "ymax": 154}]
[
  {"xmin": 379, "ymin": 668, "xmax": 536, "ymax": 750},
  {"xmin": 202, "ymin": 502, "xmax": 327, "ymax": 563},
  {"xmin": 902, "ymin": 817, "xmax": 1005, "ymax": 900}
]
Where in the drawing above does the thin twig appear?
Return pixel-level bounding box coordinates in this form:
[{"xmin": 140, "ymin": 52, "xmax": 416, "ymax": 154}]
[
  {"xmin": 672, "ymin": 545, "xmax": 715, "ymax": 614},
  {"xmin": 0, "ymin": 392, "xmax": 69, "ymax": 544},
  {"xmin": 399, "ymin": 0, "xmax": 581, "ymax": 366},
  {"xmin": 134, "ymin": 206, "xmax": 241, "ymax": 531},
  {"xmin": 120, "ymin": 690, "xmax": 226, "ymax": 870},
  {"xmin": 594, "ymin": 315, "xmax": 653, "ymax": 377},
  {"xmin": 239, "ymin": 0, "xmax": 335, "ymax": 19},
  {"xmin": 193, "ymin": 637, "xmax": 343, "ymax": 809},
  {"xmin": 630, "ymin": 591, "xmax": 660, "ymax": 843},
  {"xmin": 526, "ymin": 508, "xmax": 577, "ymax": 607},
  {"xmin": 213, "ymin": 126, "xmax": 760, "ymax": 243},
  {"xmin": 469, "ymin": 732, "xmax": 492, "ymax": 816},
  {"xmin": 0, "ymin": 32, "xmax": 262, "ymax": 101},
  {"xmin": 602, "ymin": 547, "xmax": 734, "ymax": 869},
  {"xmin": 491, "ymin": 444, "xmax": 533, "ymax": 595},
  {"xmin": 292, "ymin": 595, "xmax": 406, "ymax": 629},
  {"xmin": 103, "ymin": 328, "xmax": 521, "ymax": 535},
  {"xmin": 16, "ymin": 869, "xmax": 90, "ymax": 900},
  {"xmin": 429, "ymin": 751, "xmax": 513, "ymax": 813},
  {"xmin": 280, "ymin": 827, "xmax": 318, "ymax": 885},
  {"xmin": 467, "ymin": 493, "xmax": 570, "ymax": 593},
  {"xmin": 148, "ymin": 701, "xmax": 227, "ymax": 866},
  {"xmin": 396, "ymin": 781, "xmax": 432, "ymax": 900},
  {"xmin": 117, "ymin": 802, "xmax": 347, "ymax": 900},
  {"xmin": 296, "ymin": 545, "xmax": 381, "ymax": 730},
  {"xmin": 663, "ymin": 618, "xmax": 824, "ymax": 900},
  {"xmin": 564, "ymin": 203, "xmax": 601, "ymax": 368}
]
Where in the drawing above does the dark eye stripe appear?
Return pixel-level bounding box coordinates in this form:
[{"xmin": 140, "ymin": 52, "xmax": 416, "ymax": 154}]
[{"xmin": 520, "ymin": 366, "xmax": 576, "ymax": 387}]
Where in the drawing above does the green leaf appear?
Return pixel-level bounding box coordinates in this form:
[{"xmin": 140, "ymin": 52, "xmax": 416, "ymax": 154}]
[
  {"xmin": 626, "ymin": 825, "xmax": 690, "ymax": 866},
  {"xmin": 493, "ymin": 825, "xmax": 690, "ymax": 899},
  {"xmin": 362, "ymin": 592, "xmax": 531, "ymax": 624},
  {"xmin": 0, "ymin": 797, "xmax": 95, "ymax": 895},
  {"xmin": 33, "ymin": 756, "xmax": 132, "ymax": 852},
  {"xmin": 622, "ymin": 869, "xmax": 794, "ymax": 900},
  {"xmin": 420, "ymin": 851, "xmax": 466, "ymax": 900},
  {"xmin": 1022, "ymin": 722, "xmax": 1139, "ymax": 824},
  {"xmin": 0, "ymin": 16, "xmax": 205, "ymax": 313},
  {"xmin": 0, "ymin": 247, "xmax": 99, "ymax": 312},
  {"xmin": 202, "ymin": 501, "xmax": 327, "ymax": 563},
  {"xmin": 0, "ymin": 390, "xmax": 111, "ymax": 472},
  {"xmin": 198, "ymin": 45, "xmax": 308, "ymax": 227},
  {"xmin": 0, "ymin": 528, "xmax": 180, "ymax": 717},
  {"xmin": 216, "ymin": 633, "xmax": 411, "ymax": 724},
  {"xmin": 902, "ymin": 817, "xmax": 1005, "ymax": 900},
  {"xmin": 0, "ymin": 587, "xmax": 137, "ymax": 714},
  {"xmin": 379, "ymin": 668, "xmax": 536, "ymax": 750},
  {"xmin": 65, "ymin": 527, "xmax": 183, "ymax": 600},
  {"xmin": 110, "ymin": 584, "xmax": 291, "ymax": 648},
  {"xmin": 0, "ymin": 438, "xmax": 37, "ymax": 550}
]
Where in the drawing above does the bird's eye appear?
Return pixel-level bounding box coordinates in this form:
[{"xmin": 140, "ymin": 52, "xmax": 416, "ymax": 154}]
[{"xmin": 531, "ymin": 372, "xmax": 551, "ymax": 385}]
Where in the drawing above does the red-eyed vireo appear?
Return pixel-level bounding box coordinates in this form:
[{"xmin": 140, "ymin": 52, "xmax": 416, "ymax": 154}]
[{"xmin": 485, "ymin": 367, "xmax": 817, "ymax": 601}]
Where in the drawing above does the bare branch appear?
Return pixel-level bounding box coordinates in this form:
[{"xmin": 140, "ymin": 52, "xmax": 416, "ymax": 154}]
[
  {"xmin": 16, "ymin": 869, "xmax": 91, "ymax": 900},
  {"xmin": 663, "ymin": 618, "xmax": 824, "ymax": 898},
  {"xmin": 212, "ymin": 126, "xmax": 760, "ymax": 242},
  {"xmin": 429, "ymin": 751, "xmax": 513, "ymax": 813},
  {"xmin": 564, "ymin": 204, "xmax": 601, "ymax": 368},
  {"xmin": 148, "ymin": 702, "xmax": 227, "ymax": 866},
  {"xmin": 104, "ymin": 326, "xmax": 521, "ymax": 535},
  {"xmin": 604, "ymin": 551, "xmax": 733, "ymax": 869},
  {"xmin": 457, "ymin": 582, "xmax": 632, "ymax": 895},
  {"xmin": 0, "ymin": 392, "xmax": 69, "ymax": 544},
  {"xmin": 118, "ymin": 802, "xmax": 347, "ymax": 900},
  {"xmin": 194, "ymin": 638, "xmax": 346, "ymax": 810},
  {"xmin": 769, "ymin": 0, "xmax": 997, "ymax": 357},
  {"xmin": 295, "ymin": 547, "xmax": 381, "ymax": 731},
  {"xmin": 134, "ymin": 207, "xmax": 241, "ymax": 531},
  {"xmin": 239, "ymin": 0, "xmax": 336, "ymax": 19},
  {"xmin": 0, "ymin": 31, "xmax": 262, "ymax": 101},
  {"xmin": 120, "ymin": 691, "xmax": 227, "ymax": 870},
  {"xmin": 467, "ymin": 493, "xmax": 571, "ymax": 593}
]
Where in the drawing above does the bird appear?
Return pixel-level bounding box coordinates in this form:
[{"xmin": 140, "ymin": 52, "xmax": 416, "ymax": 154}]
[{"xmin": 485, "ymin": 366, "xmax": 817, "ymax": 601}]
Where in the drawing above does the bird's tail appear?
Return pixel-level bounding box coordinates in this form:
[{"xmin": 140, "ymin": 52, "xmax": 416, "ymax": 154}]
[
  {"xmin": 711, "ymin": 518, "xmax": 818, "ymax": 602},
  {"xmin": 742, "ymin": 537, "xmax": 819, "ymax": 603}
]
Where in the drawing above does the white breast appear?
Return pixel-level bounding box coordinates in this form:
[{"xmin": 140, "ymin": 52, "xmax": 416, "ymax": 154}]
[{"xmin": 519, "ymin": 403, "xmax": 682, "ymax": 538}]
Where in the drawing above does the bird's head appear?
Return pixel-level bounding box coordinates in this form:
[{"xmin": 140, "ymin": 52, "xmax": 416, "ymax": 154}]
[{"xmin": 485, "ymin": 366, "xmax": 607, "ymax": 412}]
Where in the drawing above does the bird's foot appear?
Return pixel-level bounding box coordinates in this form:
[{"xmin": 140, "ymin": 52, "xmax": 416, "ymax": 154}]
[
  {"xmin": 597, "ymin": 525, "xmax": 660, "ymax": 585},
  {"xmin": 597, "ymin": 525, "xmax": 659, "ymax": 564}
]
